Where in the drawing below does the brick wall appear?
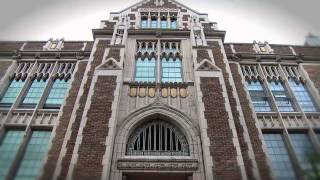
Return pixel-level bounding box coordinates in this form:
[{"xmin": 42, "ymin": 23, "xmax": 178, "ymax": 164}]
[
  {"xmin": 271, "ymin": 45, "xmax": 293, "ymax": 55},
  {"xmin": 0, "ymin": 42, "xmax": 23, "ymax": 51},
  {"xmin": 200, "ymin": 77, "xmax": 242, "ymax": 180},
  {"xmin": 304, "ymin": 65, "xmax": 320, "ymax": 94},
  {"xmin": 73, "ymin": 76, "xmax": 117, "ymax": 180},
  {"xmin": 41, "ymin": 61, "xmax": 88, "ymax": 180},
  {"xmin": 230, "ymin": 63, "xmax": 272, "ymax": 180},
  {"xmin": 0, "ymin": 61, "xmax": 12, "ymax": 80},
  {"xmin": 209, "ymin": 41, "xmax": 254, "ymax": 179},
  {"xmin": 24, "ymin": 42, "xmax": 46, "ymax": 51},
  {"xmin": 56, "ymin": 40, "xmax": 109, "ymax": 180}
]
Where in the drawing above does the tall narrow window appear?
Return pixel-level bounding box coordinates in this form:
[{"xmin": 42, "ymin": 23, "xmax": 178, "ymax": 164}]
[
  {"xmin": 290, "ymin": 133, "xmax": 316, "ymax": 172},
  {"xmin": 20, "ymin": 80, "xmax": 47, "ymax": 108},
  {"xmin": 160, "ymin": 16, "xmax": 167, "ymax": 29},
  {"xmin": 171, "ymin": 18, "xmax": 177, "ymax": 29},
  {"xmin": 135, "ymin": 57, "xmax": 156, "ymax": 82},
  {"xmin": 0, "ymin": 79, "xmax": 25, "ymax": 107},
  {"xmin": 246, "ymin": 80, "xmax": 272, "ymax": 112},
  {"xmin": 141, "ymin": 17, "xmax": 148, "ymax": 28},
  {"xmin": 44, "ymin": 79, "xmax": 70, "ymax": 108},
  {"xmin": 15, "ymin": 131, "xmax": 51, "ymax": 180},
  {"xmin": 151, "ymin": 17, "xmax": 158, "ymax": 28},
  {"xmin": 0, "ymin": 130, "xmax": 24, "ymax": 179},
  {"xmin": 269, "ymin": 81, "xmax": 294, "ymax": 112},
  {"xmin": 288, "ymin": 79, "xmax": 318, "ymax": 112},
  {"xmin": 263, "ymin": 133, "xmax": 297, "ymax": 180},
  {"xmin": 161, "ymin": 57, "xmax": 182, "ymax": 83}
]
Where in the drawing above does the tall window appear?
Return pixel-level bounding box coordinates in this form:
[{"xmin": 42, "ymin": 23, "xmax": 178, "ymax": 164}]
[
  {"xmin": 0, "ymin": 130, "xmax": 24, "ymax": 179},
  {"xmin": 263, "ymin": 133, "xmax": 297, "ymax": 180},
  {"xmin": 0, "ymin": 79, "xmax": 25, "ymax": 107},
  {"xmin": 135, "ymin": 57, "xmax": 156, "ymax": 82},
  {"xmin": 151, "ymin": 17, "xmax": 157, "ymax": 28},
  {"xmin": 44, "ymin": 79, "xmax": 70, "ymax": 108},
  {"xmin": 246, "ymin": 80, "xmax": 272, "ymax": 112},
  {"xmin": 288, "ymin": 79, "xmax": 318, "ymax": 112},
  {"xmin": 269, "ymin": 81, "xmax": 294, "ymax": 112},
  {"xmin": 171, "ymin": 18, "xmax": 177, "ymax": 29},
  {"xmin": 141, "ymin": 18, "xmax": 148, "ymax": 28},
  {"xmin": 160, "ymin": 17, "xmax": 167, "ymax": 29},
  {"xmin": 20, "ymin": 80, "xmax": 47, "ymax": 108},
  {"xmin": 290, "ymin": 133, "xmax": 315, "ymax": 171},
  {"xmin": 15, "ymin": 131, "xmax": 51, "ymax": 180},
  {"xmin": 161, "ymin": 57, "xmax": 182, "ymax": 83}
]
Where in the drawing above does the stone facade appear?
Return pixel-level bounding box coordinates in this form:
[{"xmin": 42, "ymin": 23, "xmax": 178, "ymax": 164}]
[{"xmin": 0, "ymin": 1, "xmax": 320, "ymax": 180}]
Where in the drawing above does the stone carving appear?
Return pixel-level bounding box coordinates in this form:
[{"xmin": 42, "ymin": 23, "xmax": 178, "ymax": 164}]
[
  {"xmin": 129, "ymin": 86, "xmax": 188, "ymax": 98},
  {"xmin": 117, "ymin": 158, "xmax": 198, "ymax": 171},
  {"xmin": 196, "ymin": 60, "xmax": 218, "ymax": 71},
  {"xmin": 98, "ymin": 59, "xmax": 121, "ymax": 70}
]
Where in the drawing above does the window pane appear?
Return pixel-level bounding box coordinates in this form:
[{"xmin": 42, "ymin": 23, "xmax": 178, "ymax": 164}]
[
  {"xmin": 246, "ymin": 81, "xmax": 272, "ymax": 112},
  {"xmin": 44, "ymin": 79, "xmax": 70, "ymax": 108},
  {"xmin": 0, "ymin": 130, "xmax": 24, "ymax": 179},
  {"xmin": 161, "ymin": 58, "xmax": 182, "ymax": 83},
  {"xmin": 135, "ymin": 57, "xmax": 156, "ymax": 82},
  {"xmin": 141, "ymin": 20, "xmax": 148, "ymax": 28},
  {"xmin": 269, "ymin": 81, "xmax": 294, "ymax": 112},
  {"xmin": 263, "ymin": 133, "xmax": 296, "ymax": 180},
  {"xmin": 151, "ymin": 20, "xmax": 157, "ymax": 28},
  {"xmin": 21, "ymin": 80, "xmax": 47, "ymax": 108},
  {"xmin": 15, "ymin": 131, "xmax": 51, "ymax": 180},
  {"xmin": 161, "ymin": 20, "xmax": 167, "ymax": 29},
  {"xmin": 288, "ymin": 79, "xmax": 318, "ymax": 112},
  {"xmin": 171, "ymin": 20, "xmax": 177, "ymax": 29},
  {"xmin": 290, "ymin": 133, "xmax": 315, "ymax": 171},
  {"xmin": 0, "ymin": 80, "xmax": 25, "ymax": 107}
]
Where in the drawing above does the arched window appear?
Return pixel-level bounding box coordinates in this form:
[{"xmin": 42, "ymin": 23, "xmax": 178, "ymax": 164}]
[{"xmin": 127, "ymin": 120, "xmax": 189, "ymax": 156}]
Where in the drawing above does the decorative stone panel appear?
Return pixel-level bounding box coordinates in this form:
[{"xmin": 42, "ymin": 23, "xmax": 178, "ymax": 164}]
[
  {"xmin": 257, "ymin": 114, "xmax": 283, "ymax": 129},
  {"xmin": 7, "ymin": 111, "xmax": 33, "ymax": 125},
  {"xmin": 33, "ymin": 112, "xmax": 58, "ymax": 126},
  {"xmin": 117, "ymin": 158, "xmax": 198, "ymax": 171}
]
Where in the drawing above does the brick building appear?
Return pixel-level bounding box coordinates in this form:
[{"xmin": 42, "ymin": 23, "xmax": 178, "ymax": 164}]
[{"xmin": 0, "ymin": 0, "xmax": 320, "ymax": 180}]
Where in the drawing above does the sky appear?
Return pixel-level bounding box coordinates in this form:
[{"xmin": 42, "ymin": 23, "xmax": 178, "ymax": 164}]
[{"xmin": 0, "ymin": 0, "xmax": 319, "ymax": 45}]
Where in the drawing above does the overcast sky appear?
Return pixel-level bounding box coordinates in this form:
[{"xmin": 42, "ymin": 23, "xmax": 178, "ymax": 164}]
[{"xmin": 0, "ymin": 0, "xmax": 319, "ymax": 45}]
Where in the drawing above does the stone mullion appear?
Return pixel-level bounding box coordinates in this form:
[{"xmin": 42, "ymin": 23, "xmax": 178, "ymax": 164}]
[
  {"xmin": 258, "ymin": 64, "xmax": 304, "ymax": 180},
  {"xmin": 157, "ymin": 39, "xmax": 161, "ymax": 83},
  {"xmin": 278, "ymin": 64, "xmax": 320, "ymax": 154}
]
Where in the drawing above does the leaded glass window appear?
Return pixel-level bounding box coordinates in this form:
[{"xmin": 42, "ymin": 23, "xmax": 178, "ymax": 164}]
[
  {"xmin": 151, "ymin": 18, "xmax": 157, "ymax": 28},
  {"xmin": 246, "ymin": 80, "xmax": 272, "ymax": 112},
  {"xmin": 290, "ymin": 133, "xmax": 315, "ymax": 171},
  {"xmin": 161, "ymin": 57, "xmax": 182, "ymax": 83},
  {"xmin": 135, "ymin": 57, "xmax": 156, "ymax": 82},
  {"xmin": 263, "ymin": 133, "xmax": 296, "ymax": 180},
  {"xmin": 20, "ymin": 80, "xmax": 47, "ymax": 108},
  {"xmin": 0, "ymin": 79, "xmax": 25, "ymax": 107},
  {"xmin": 141, "ymin": 19, "xmax": 148, "ymax": 28},
  {"xmin": 15, "ymin": 131, "xmax": 51, "ymax": 180},
  {"xmin": 171, "ymin": 19, "xmax": 177, "ymax": 29},
  {"xmin": 161, "ymin": 20, "xmax": 167, "ymax": 29},
  {"xmin": 269, "ymin": 81, "xmax": 294, "ymax": 112},
  {"xmin": 127, "ymin": 120, "xmax": 189, "ymax": 156},
  {"xmin": 44, "ymin": 79, "xmax": 70, "ymax": 108},
  {"xmin": 288, "ymin": 79, "xmax": 318, "ymax": 112},
  {"xmin": 0, "ymin": 130, "xmax": 24, "ymax": 179}
]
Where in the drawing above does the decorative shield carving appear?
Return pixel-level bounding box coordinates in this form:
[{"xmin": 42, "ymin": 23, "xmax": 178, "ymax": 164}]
[
  {"xmin": 130, "ymin": 87, "xmax": 137, "ymax": 97},
  {"xmin": 161, "ymin": 88, "xmax": 168, "ymax": 98},
  {"xmin": 170, "ymin": 88, "xmax": 177, "ymax": 98},
  {"xmin": 180, "ymin": 88, "xmax": 188, "ymax": 98},
  {"xmin": 139, "ymin": 87, "xmax": 146, "ymax": 97},
  {"xmin": 148, "ymin": 87, "xmax": 155, "ymax": 98}
]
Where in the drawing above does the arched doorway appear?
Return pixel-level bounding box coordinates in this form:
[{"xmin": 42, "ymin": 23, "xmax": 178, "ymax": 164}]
[{"xmin": 110, "ymin": 106, "xmax": 205, "ymax": 180}]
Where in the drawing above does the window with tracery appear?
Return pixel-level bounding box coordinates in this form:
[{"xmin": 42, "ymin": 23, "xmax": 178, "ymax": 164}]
[{"xmin": 126, "ymin": 120, "xmax": 189, "ymax": 156}]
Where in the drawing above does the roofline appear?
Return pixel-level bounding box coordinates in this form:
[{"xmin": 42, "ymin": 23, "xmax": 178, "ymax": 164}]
[{"xmin": 111, "ymin": 0, "xmax": 206, "ymax": 15}]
